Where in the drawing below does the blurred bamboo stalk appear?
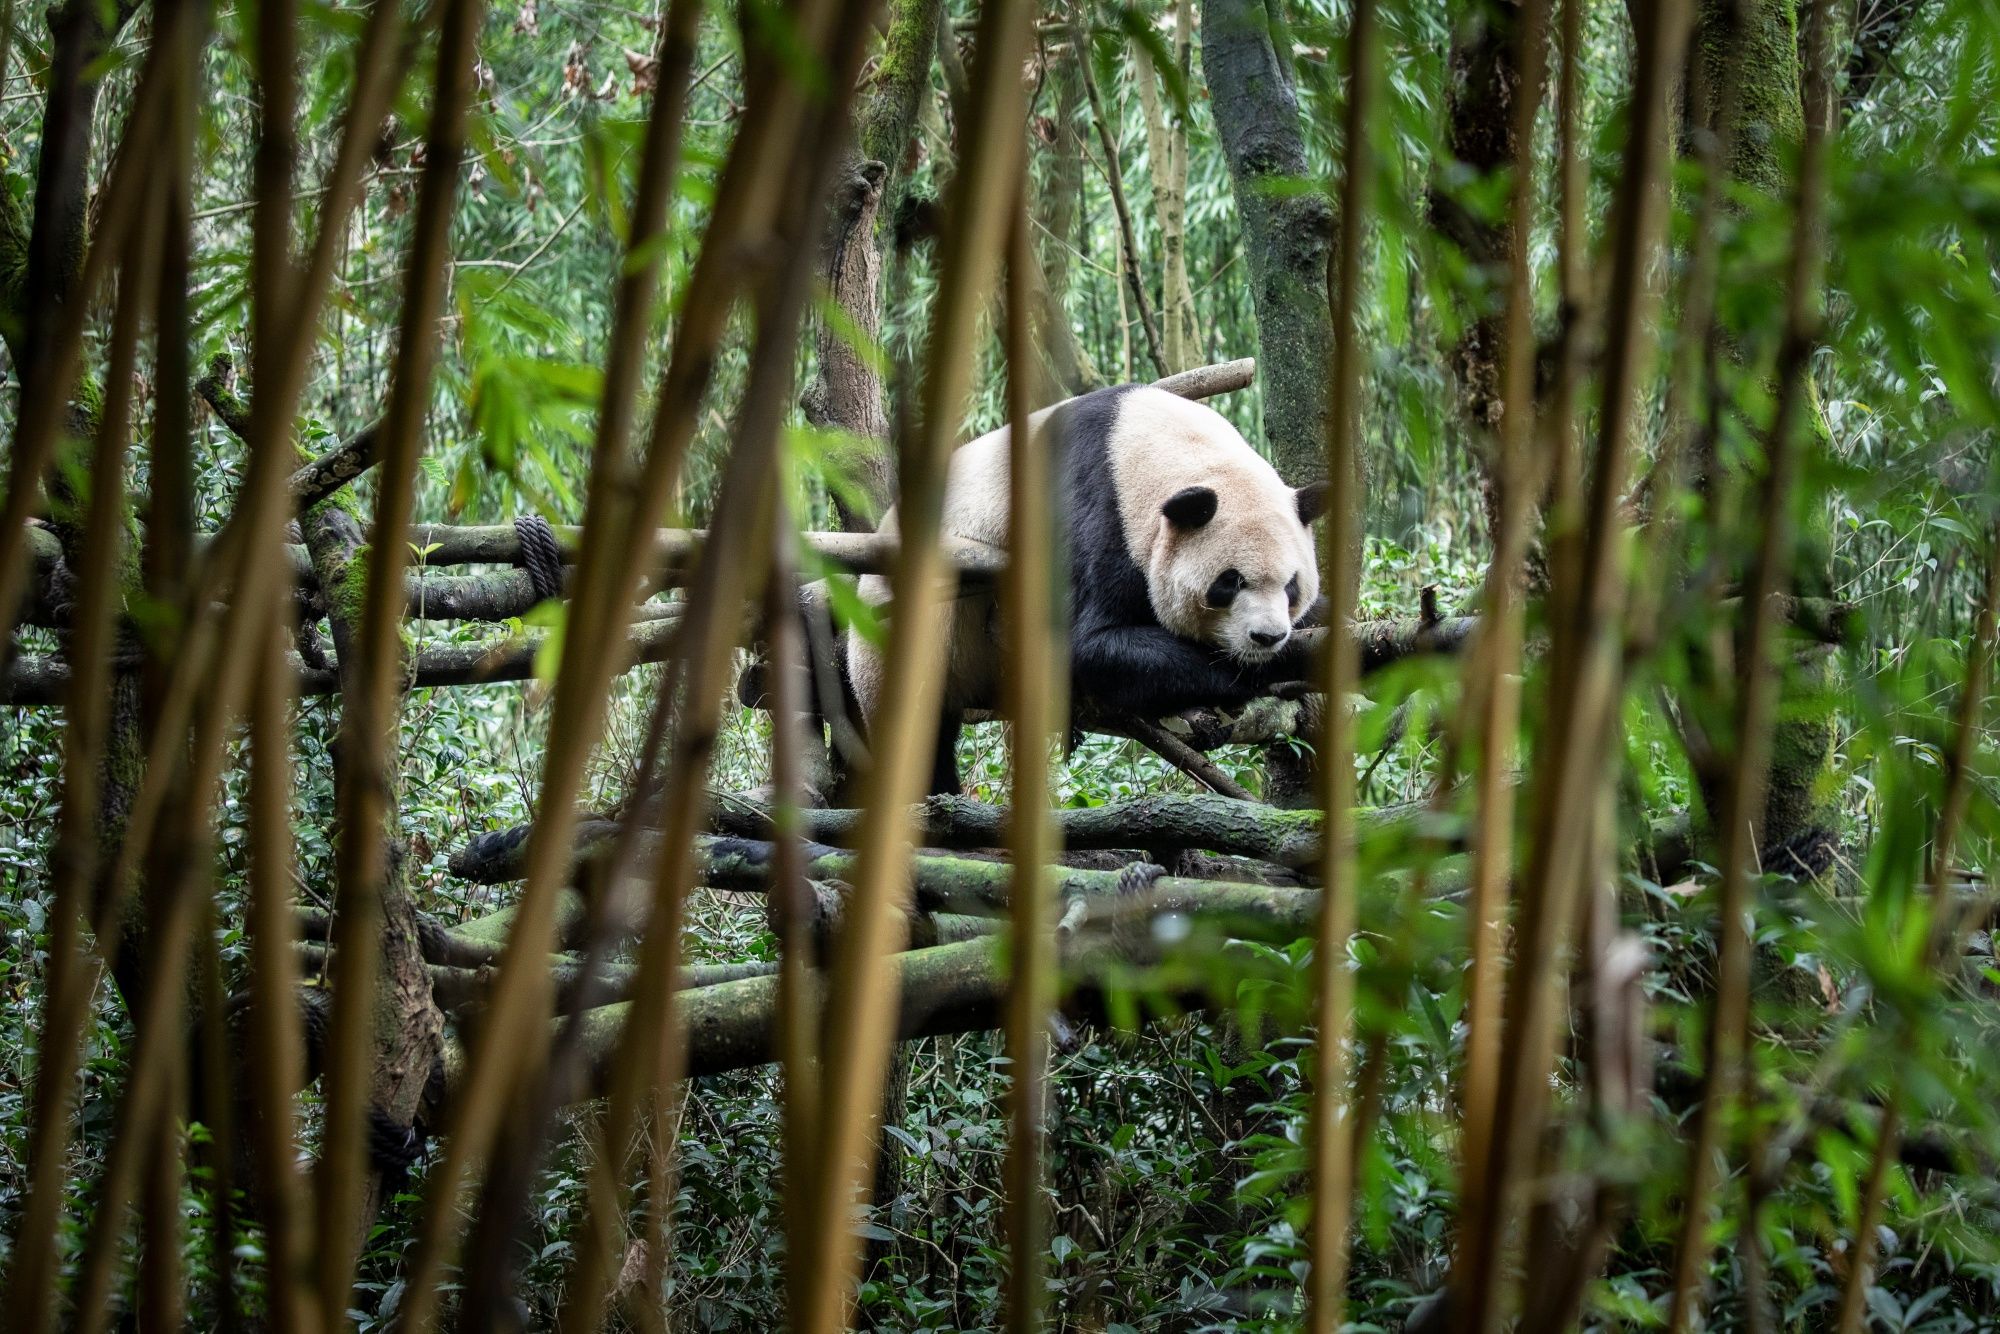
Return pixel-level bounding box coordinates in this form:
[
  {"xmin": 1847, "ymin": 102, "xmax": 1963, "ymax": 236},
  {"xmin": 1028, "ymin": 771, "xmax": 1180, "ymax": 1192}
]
[
  {"xmin": 770, "ymin": 493, "xmax": 824, "ymax": 1327},
  {"xmin": 1303, "ymin": 0, "xmax": 1376, "ymax": 1328},
  {"xmin": 554, "ymin": 6, "xmax": 883, "ymax": 1312},
  {"xmin": 1452, "ymin": 0, "xmax": 1552, "ymax": 1273},
  {"xmin": 1001, "ymin": 185, "xmax": 1066, "ymax": 1334},
  {"xmin": 0, "ymin": 6, "xmax": 169, "ymax": 677},
  {"xmin": 797, "ymin": 0, "xmax": 1035, "ymax": 1326},
  {"xmin": 315, "ymin": 0, "xmax": 488, "ymax": 1309},
  {"xmin": 1665, "ymin": 0, "xmax": 1833, "ymax": 1324},
  {"xmin": 8, "ymin": 158, "xmax": 165, "ymax": 1334},
  {"xmin": 1452, "ymin": 0, "xmax": 1690, "ymax": 1326},
  {"xmin": 389, "ymin": 0, "xmax": 726, "ymax": 1312},
  {"xmin": 249, "ymin": 618, "xmax": 317, "ymax": 1332},
  {"xmin": 1833, "ymin": 529, "xmax": 1999, "ymax": 1331}
]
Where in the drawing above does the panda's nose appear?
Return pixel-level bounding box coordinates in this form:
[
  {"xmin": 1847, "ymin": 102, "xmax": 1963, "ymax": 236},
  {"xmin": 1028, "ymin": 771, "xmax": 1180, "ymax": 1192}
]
[{"xmin": 1251, "ymin": 629, "xmax": 1288, "ymax": 649}]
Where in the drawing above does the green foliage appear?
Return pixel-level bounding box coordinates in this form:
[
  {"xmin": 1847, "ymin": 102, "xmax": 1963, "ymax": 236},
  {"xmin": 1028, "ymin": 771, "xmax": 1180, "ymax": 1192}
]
[{"xmin": 10, "ymin": 0, "xmax": 2000, "ymax": 1326}]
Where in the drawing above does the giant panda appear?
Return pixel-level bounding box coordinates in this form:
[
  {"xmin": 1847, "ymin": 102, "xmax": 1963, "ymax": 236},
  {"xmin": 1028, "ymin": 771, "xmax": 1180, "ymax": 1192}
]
[{"xmin": 846, "ymin": 383, "xmax": 1329, "ymax": 796}]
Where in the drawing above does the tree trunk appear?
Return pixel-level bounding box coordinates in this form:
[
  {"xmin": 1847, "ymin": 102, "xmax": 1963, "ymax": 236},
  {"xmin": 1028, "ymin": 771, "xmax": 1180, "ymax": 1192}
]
[
  {"xmin": 799, "ymin": 0, "xmax": 945, "ymax": 528},
  {"xmin": 1134, "ymin": 0, "xmax": 1200, "ymax": 372},
  {"xmin": 1688, "ymin": 0, "xmax": 1838, "ymax": 874},
  {"xmin": 1434, "ymin": 0, "xmax": 1537, "ymax": 547},
  {"xmin": 297, "ymin": 485, "xmax": 447, "ymax": 1233},
  {"xmin": 1199, "ymin": 0, "xmax": 1344, "ymax": 500}
]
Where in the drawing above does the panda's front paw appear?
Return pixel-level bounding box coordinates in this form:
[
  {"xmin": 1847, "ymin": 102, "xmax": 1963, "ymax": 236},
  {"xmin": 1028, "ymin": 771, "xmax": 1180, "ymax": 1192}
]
[{"xmin": 1262, "ymin": 635, "xmax": 1316, "ymax": 685}]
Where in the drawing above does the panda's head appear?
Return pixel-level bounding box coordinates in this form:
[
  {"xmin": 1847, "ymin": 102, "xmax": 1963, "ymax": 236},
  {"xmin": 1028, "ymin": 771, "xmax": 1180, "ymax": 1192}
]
[{"xmin": 1150, "ymin": 479, "xmax": 1329, "ymax": 664}]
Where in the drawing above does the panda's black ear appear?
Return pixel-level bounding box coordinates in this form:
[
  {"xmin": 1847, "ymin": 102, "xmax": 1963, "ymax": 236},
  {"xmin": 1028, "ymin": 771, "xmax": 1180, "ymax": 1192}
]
[
  {"xmin": 1295, "ymin": 481, "xmax": 1331, "ymax": 526},
  {"xmin": 1162, "ymin": 486, "xmax": 1218, "ymax": 530}
]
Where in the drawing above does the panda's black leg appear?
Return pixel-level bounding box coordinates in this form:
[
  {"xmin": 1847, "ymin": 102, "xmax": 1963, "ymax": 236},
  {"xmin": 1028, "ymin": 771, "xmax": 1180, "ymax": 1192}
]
[
  {"xmin": 1070, "ymin": 624, "xmax": 1269, "ymax": 717},
  {"xmin": 928, "ymin": 709, "xmax": 965, "ymax": 796}
]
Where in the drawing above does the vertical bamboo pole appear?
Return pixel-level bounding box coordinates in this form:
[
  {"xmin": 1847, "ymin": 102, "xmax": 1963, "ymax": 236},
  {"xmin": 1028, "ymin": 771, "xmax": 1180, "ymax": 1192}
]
[
  {"xmin": 395, "ymin": 3, "xmax": 830, "ymax": 1309},
  {"xmin": 1304, "ymin": 1, "xmax": 1376, "ymax": 1328},
  {"xmin": 1001, "ymin": 184, "xmax": 1066, "ymax": 1334},
  {"xmin": 314, "ymin": 0, "xmax": 489, "ymax": 1310},
  {"xmin": 770, "ymin": 495, "xmax": 823, "ymax": 1327},
  {"xmin": 797, "ymin": 1, "xmax": 1035, "ymax": 1326},
  {"xmin": 1453, "ymin": 0, "xmax": 1690, "ymax": 1325},
  {"xmin": 1453, "ymin": 0, "xmax": 1552, "ymax": 1261},
  {"xmin": 6, "ymin": 163, "xmax": 166, "ymax": 1334},
  {"xmin": 249, "ymin": 619, "xmax": 317, "ymax": 1332},
  {"xmin": 1664, "ymin": 0, "xmax": 1832, "ymax": 1323}
]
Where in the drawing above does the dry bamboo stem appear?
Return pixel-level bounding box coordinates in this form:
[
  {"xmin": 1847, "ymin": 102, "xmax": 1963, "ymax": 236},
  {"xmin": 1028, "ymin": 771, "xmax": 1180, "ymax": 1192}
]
[
  {"xmin": 1001, "ymin": 187, "xmax": 1066, "ymax": 1334},
  {"xmin": 1452, "ymin": 0, "xmax": 1552, "ymax": 1293},
  {"xmin": 11, "ymin": 4, "xmax": 406, "ymax": 1318},
  {"xmin": 558, "ymin": 17, "xmax": 874, "ymax": 1310},
  {"xmin": 8, "ymin": 160, "xmax": 162, "ymax": 1331},
  {"xmin": 1665, "ymin": 0, "xmax": 1832, "ymax": 1323},
  {"xmin": 799, "ymin": 1, "xmax": 1035, "ymax": 1326},
  {"xmin": 1454, "ymin": 0, "xmax": 1690, "ymax": 1323},
  {"xmin": 1304, "ymin": 1, "xmax": 1375, "ymax": 1326},
  {"xmin": 0, "ymin": 12, "xmax": 169, "ymax": 680},
  {"xmin": 769, "ymin": 492, "xmax": 823, "ymax": 1326},
  {"xmin": 249, "ymin": 617, "xmax": 315, "ymax": 1332},
  {"xmin": 392, "ymin": 0, "xmax": 712, "ymax": 1318},
  {"xmin": 315, "ymin": 0, "xmax": 486, "ymax": 1306}
]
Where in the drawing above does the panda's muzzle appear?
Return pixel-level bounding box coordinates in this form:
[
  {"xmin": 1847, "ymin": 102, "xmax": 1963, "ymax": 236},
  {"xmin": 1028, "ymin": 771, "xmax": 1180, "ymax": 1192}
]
[{"xmin": 1249, "ymin": 629, "xmax": 1289, "ymax": 650}]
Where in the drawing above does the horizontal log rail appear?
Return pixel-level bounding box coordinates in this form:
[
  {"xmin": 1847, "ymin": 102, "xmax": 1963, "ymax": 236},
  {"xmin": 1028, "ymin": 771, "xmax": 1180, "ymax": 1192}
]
[{"xmin": 1, "ymin": 616, "xmax": 686, "ymax": 705}]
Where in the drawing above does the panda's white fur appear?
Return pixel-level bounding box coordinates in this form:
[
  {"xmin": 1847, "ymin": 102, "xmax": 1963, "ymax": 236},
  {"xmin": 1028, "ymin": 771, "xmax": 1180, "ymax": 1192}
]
[{"xmin": 845, "ymin": 384, "xmax": 1325, "ymax": 793}]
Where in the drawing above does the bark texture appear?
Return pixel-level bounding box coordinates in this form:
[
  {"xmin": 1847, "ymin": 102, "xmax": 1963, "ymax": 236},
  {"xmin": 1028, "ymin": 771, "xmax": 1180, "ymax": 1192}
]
[
  {"xmin": 296, "ymin": 482, "xmax": 446, "ymax": 1227},
  {"xmin": 1690, "ymin": 0, "xmax": 1838, "ymax": 872},
  {"xmin": 800, "ymin": 0, "xmax": 946, "ymax": 527},
  {"xmin": 1434, "ymin": 0, "xmax": 1535, "ymax": 543},
  {"xmin": 1199, "ymin": 0, "xmax": 1340, "ymax": 496}
]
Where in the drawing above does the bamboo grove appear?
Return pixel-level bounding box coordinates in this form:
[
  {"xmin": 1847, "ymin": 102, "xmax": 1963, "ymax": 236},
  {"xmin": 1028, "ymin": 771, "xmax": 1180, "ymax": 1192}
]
[{"xmin": 1, "ymin": 0, "xmax": 1998, "ymax": 1328}]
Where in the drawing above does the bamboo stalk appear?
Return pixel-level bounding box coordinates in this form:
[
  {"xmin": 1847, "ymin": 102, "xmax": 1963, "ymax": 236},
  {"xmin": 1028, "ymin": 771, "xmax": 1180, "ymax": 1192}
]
[
  {"xmin": 0, "ymin": 8, "xmax": 171, "ymax": 678},
  {"xmin": 315, "ymin": 0, "xmax": 486, "ymax": 1306},
  {"xmin": 1665, "ymin": 0, "xmax": 1833, "ymax": 1323},
  {"xmin": 249, "ymin": 617, "xmax": 317, "ymax": 1332},
  {"xmin": 1076, "ymin": 39, "xmax": 1169, "ymax": 380},
  {"xmin": 1001, "ymin": 184, "xmax": 1067, "ymax": 1333},
  {"xmin": 1832, "ymin": 554, "xmax": 2000, "ymax": 1327},
  {"xmin": 544, "ymin": 4, "xmax": 882, "ymax": 1326},
  {"xmin": 769, "ymin": 492, "xmax": 824, "ymax": 1328},
  {"xmin": 1453, "ymin": 0, "xmax": 1552, "ymax": 1263},
  {"xmin": 10, "ymin": 5, "xmax": 407, "ymax": 1316},
  {"xmin": 1453, "ymin": 0, "xmax": 1690, "ymax": 1323},
  {"xmin": 556, "ymin": 71, "xmax": 856, "ymax": 1330},
  {"xmin": 388, "ymin": 0, "xmax": 719, "ymax": 1310},
  {"xmin": 6, "ymin": 156, "xmax": 163, "ymax": 1332},
  {"xmin": 799, "ymin": 1, "xmax": 1035, "ymax": 1326},
  {"xmin": 1304, "ymin": 1, "xmax": 1377, "ymax": 1327}
]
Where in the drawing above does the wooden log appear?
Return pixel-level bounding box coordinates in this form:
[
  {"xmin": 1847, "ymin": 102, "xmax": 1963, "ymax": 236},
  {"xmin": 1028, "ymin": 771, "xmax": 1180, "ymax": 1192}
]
[
  {"xmin": 1, "ymin": 616, "xmax": 685, "ymax": 705},
  {"xmin": 708, "ymin": 791, "xmax": 1436, "ymax": 869}
]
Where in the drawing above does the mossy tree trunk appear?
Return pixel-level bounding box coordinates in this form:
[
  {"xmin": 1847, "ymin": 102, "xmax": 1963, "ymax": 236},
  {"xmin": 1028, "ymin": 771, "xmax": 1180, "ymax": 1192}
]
[
  {"xmin": 1029, "ymin": 40, "xmax": 1103, "ymax": 396},
  {"xmin": 1688, "ymin": 0, "xmax": 1839, "ymax": 873},
  {"xmin": 1434, "ymin": 0, "xmax": 1540, "ymax": 549},
  {"xmin": 800, "ymin": 0, "xmax": 945, "ymax": 529},
  {"xmin": 297, "ymin": 482, "xmax": 447, "ymax": 1233},
  {"xmin": 1199, "ymin": 0, "xmax": 1344, "ymax": 499}
]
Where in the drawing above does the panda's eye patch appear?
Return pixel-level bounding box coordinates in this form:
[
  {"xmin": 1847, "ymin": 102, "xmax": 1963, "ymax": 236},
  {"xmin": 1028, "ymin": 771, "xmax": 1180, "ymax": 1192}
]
[
  {"xmin": 1205, "ymin": 568, "xmax": 1245, "ymax": 608},
  {"xmin": 1286, "ymin": 574, "xmax": 1301, "ymax": 607}
]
